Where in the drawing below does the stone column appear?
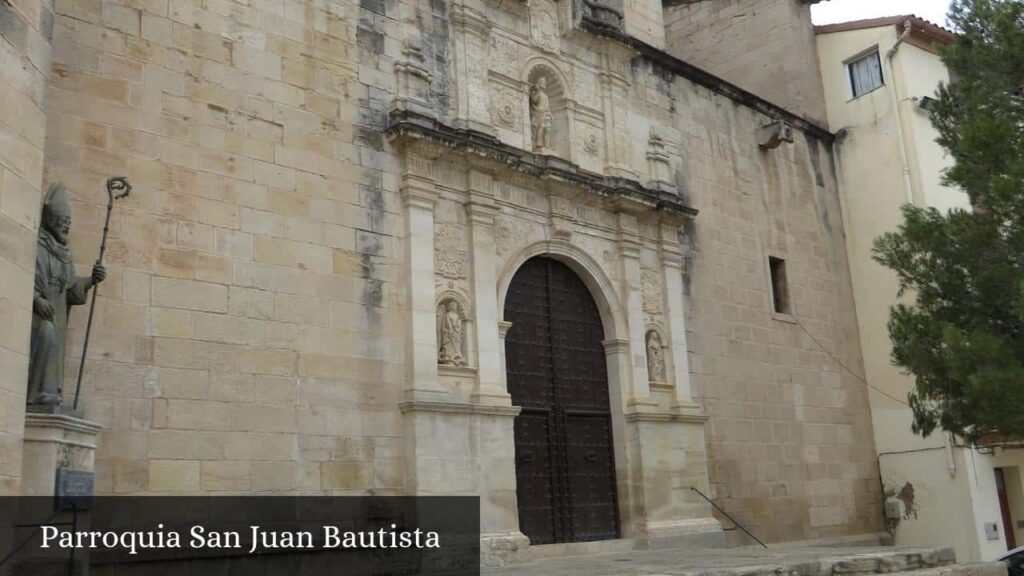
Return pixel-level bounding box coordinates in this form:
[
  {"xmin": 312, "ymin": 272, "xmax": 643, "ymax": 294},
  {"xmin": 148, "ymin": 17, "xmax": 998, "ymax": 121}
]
[
  {"xmin": 614, "ymin": 208, "xmax": 653, "ymax": 407},
  {"xmin": 598, "ymin": 48, "xmax": 637, "ymax": 179},
  {"xmin": 466, "ymin": 171, "xmax": 509, "ymax": 405},
  {"xmin": 449, "ymin": 3, "xmax": 493, "ymax": 134},
  {"xmin": 659, "ymin": 222, "xmax": 701, "ymax": 411}
]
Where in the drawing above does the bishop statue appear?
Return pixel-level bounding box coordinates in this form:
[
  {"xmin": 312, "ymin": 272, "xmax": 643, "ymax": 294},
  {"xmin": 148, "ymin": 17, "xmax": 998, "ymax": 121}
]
[{"xmin": 28, "ymin": 183, "xmax": 106, "ymax": 407}]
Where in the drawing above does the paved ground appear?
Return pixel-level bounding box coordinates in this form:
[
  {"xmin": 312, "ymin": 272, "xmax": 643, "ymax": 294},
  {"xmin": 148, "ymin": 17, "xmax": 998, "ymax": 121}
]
[{"xmin": 484, "ymin": 544, "xmax": 961, "ymax": 576}]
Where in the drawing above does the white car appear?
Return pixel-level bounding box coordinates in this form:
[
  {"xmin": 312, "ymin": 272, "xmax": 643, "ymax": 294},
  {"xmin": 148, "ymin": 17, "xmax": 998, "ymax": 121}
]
[{"xmin": 997, "ymin": 546, "xmax": 1024, "ymax": 576}]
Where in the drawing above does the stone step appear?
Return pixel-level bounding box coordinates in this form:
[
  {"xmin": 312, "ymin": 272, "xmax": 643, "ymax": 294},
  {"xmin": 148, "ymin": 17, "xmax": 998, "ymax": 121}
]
[
  {"xmin": 883, "ymin": 563, "xmax": 1008, "ymax": 576},
  {"xmin": 485, "ymin": 545, "xmax": 967, "ymax": 576}
]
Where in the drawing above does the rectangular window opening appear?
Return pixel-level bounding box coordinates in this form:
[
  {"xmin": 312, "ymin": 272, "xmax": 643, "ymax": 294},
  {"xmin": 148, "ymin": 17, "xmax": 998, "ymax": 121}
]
[
  {"xmin": 769, "ymin": 256, "xmax": 790, "ymax": 315},
  {"xmin": 848, "ymin": 50, "xmax": 884, "ymax": 98}
]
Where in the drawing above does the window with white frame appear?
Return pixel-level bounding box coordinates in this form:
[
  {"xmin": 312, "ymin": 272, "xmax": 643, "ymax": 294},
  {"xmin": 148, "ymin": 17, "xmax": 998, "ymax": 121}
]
[{"xmin": 848, "ymin": 50, "xmax": 884, "ymax": 98}]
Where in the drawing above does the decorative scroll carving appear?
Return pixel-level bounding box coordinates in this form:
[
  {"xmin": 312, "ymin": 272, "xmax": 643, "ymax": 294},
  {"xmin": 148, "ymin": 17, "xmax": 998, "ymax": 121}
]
[
  {"xmin": 530, "ymin": 0, "xmax": 560, "ymax": 54},
  {"xmin": 434, "ymin": 224, "xmax": 467, "ymax": 279},
  {"xmin": 583, "ymin": 130, "xmax": 600, "ymax": 156},
  {"xmin": 490, "ymin": 35, "xmax": 519, "ymax": 77},
  {"xmin": 493, "ymin": 89, "xmax": 519, "ymax": 129},
  {"xmin": 495, "ymin": 217, "xmax": 533, "ymax": 257},
  {"xmin": 641, "ymin": 268, "xmax": 662, "ymax": 314}
]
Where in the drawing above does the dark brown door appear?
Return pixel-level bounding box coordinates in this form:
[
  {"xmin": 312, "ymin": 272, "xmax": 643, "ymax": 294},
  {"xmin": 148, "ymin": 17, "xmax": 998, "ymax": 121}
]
[
  {"xmin": 996, "ymin": 468, "xmax": 1017, "ymax": 550},
  {"xmin": 504, "ymin": 256, "xmax": 619, "ymax": 544}
]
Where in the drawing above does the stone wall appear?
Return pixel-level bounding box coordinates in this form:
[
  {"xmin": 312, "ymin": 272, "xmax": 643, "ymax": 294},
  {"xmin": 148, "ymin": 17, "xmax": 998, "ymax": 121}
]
[
  {"xmin": 623, "ymin": 60, "xmax": 880, "ymax": 541},
  {"xmin": 0, "ymin": 0, "xmax": 54, "ymax": 494},
  {"xmin": 664, "ymin": 0, "xmax": 828, "ymax": 124},
  {"xmin": 41, "ymin": 0, "xmax": 406, "ymax": 495}
]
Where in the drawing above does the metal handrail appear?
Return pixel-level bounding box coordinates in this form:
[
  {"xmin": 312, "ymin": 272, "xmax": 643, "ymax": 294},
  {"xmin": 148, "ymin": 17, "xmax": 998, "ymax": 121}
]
[{"xmin": 689, "ymin": 486, "xmax": 769, "ymax": 550}]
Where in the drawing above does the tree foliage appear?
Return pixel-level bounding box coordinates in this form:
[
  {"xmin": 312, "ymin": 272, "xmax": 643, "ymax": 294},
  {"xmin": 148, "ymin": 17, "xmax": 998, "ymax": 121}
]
[{"xmin": 872, "ymin": 0, "xmax": 1024, "ymax": 442}]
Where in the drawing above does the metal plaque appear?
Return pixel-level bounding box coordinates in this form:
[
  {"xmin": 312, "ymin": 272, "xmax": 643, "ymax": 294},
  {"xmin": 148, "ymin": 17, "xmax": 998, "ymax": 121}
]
[{"xmin": 55, "ymin": 467, "xmax": 94, "ymax": 510}]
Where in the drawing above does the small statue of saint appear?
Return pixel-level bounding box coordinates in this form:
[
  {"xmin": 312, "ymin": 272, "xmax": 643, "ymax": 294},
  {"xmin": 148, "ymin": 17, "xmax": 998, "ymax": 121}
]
[
  {"xmin": 438, "ymin": 301, "xmax": 466, "ymax": 367},
  {"xmin": 529, "ymin": 77, "xmax": 553, "ymax": 152},
  {"xmin": 28, "ymin": 183, "xmax": 106, "ymax": 407},
  {"xmin": 646, "ymin": 332, "xmax": 665, "ymax": 383}
]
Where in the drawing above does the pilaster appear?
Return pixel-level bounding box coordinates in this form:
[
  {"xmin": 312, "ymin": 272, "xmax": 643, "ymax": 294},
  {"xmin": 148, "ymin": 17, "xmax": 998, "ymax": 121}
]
[
  {"xmin": 450, "ymin": 3, "xmax": 493, "ymax": 134},
  {"xmin": 401, "ymin": 150, "xmax": 446, "ymax": 403},
  {"xmin": 598, "ymin": 48, "xmax": 636, "ymax": 178},
  {"xmin": 659, "ymin": 222, "xmax": 699, "ymax": 411},
  {"xmin": 614, "ymin": 207, "xmax": 653, "ymax": 406},
  {"xmin": 466, "ymin": 170, "xmax": 510, "ymax": 405}
]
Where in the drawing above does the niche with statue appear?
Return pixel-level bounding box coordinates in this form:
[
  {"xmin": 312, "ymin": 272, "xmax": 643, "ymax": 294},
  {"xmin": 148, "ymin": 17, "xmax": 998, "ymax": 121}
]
[
  {"xmin": 526, "ymin": 64, "xmax": 570, "ymax": 158},
  {"xmin": 437, "ymin": 294, "xmax": 473, "ymax": 368}
]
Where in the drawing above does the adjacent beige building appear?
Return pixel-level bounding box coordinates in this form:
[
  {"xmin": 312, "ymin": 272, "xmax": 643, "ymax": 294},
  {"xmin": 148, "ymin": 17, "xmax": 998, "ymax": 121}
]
[
  {"xmin": 0, "ymin": 0, "xmax": 889, "ymax": 564},
  {"xmin": 817, "ymin": 15, "xmax": 1024, "ymax": 562}
]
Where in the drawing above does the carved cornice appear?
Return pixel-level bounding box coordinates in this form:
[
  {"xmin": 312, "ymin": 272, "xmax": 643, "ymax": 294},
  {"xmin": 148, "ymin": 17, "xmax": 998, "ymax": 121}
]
[
  {"xmin": 449, "ymin": 4, "xmax": 491, "ymax": 36},
  {"xmin": 387, "ymin": 109, "xmax": 698, "ymax": 218},
  {"xmin": 577, "ymin": 19, "xmax": 835, "ymax": 143},
  {"xmin": 576, "ymin": 0, "xmax": 624, "ymax": 35},
  {"xmin": 398, "ymin": 400, "xmax": 521, "ymax": 417}
]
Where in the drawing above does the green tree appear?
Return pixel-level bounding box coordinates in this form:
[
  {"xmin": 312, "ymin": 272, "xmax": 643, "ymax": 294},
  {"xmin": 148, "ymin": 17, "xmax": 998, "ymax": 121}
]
[{"xmin": 873, "ymin": 0, "xmax": 1024, "ymax": 442}]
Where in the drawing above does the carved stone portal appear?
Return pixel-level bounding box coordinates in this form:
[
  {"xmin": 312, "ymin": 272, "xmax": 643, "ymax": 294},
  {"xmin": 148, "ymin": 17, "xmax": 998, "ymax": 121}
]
[{"xmin": 438, "ymin": 298, "xmax": 468, "ymax": 367}]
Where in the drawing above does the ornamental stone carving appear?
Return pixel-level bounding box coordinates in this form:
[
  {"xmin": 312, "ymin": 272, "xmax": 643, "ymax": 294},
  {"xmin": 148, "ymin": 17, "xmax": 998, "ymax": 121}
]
[
  {"xmin": 530, "ymin": 0, "xmax": 560, "ymax": 54},
  {"xmin": 493, "ymin": 90, "xmax": 519, "ymax": 129},
  {"xmin": 489, "ymin": 35, "xmax": 519, "ymax": 77},
  {"xmin": 434, "ymin": 224, "xmax": 467, "ymax": 279},
  {"xmin": 641, "ymin": 268, "xmax": 662, "ymax": 314},
  {"xmin": 495, "ymin": 217, "xmax": 533, "ymax": 257},
  {"xmin": 583, "ymin": 130, "xmax": 600, "ymax": 156}
]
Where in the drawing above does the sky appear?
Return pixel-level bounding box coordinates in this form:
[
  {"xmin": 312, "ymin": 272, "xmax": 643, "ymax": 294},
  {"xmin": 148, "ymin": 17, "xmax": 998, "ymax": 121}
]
[{"xmin": 811, "ymin": 0, "xmax": 952, "ymax": 27}]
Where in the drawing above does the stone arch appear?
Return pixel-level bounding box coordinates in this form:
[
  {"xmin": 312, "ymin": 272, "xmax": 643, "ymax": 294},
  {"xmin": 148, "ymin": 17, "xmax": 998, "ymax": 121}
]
[
  {"xmin": 521, "ymin": 58, "xmax": 572, "ymax": 158},
  {"xmin": 497, "ymin": 239, "xmax": 623, "ymax": 339},
  {"xmin": 497, "ymin": 239, "xmax": 635, "ymax": 539}
]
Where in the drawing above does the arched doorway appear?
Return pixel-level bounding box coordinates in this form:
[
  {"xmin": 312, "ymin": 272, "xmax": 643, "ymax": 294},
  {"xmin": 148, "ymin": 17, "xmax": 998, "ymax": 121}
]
[{"xmin": 504, "ymin": 256, "xmax": 620, "ymax": 544}]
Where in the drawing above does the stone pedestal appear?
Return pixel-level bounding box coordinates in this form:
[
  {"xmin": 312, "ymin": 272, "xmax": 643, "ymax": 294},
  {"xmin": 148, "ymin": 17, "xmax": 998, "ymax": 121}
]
[
  {"xmin": 21, "ymin": 413, "xmax": 101, "ymax": 497},
  {"xmin": 9, "ymin": 414, "xmax": 100, "ymax": 575}
]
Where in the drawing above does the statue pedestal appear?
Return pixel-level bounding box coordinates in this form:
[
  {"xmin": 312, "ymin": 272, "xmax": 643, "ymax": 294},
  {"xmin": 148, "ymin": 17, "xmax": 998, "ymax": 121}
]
[
  {"xmin": 10, "ymin": 413, "xmax": 101, "ymax": 576},
  {"xmin": 21, "ymin": 413, "xmax": 101, "ymax": 497}
]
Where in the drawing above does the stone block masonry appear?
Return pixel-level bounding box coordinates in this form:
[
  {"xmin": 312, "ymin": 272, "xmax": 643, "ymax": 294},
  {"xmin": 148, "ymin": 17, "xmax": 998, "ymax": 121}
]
[
  {"xmin": 40, "ymin": 0, "xmax": 406, "ymax": 496},
  {"xmin": 0, "ymin": 0, "xmax": 55, "ymax": 494}
]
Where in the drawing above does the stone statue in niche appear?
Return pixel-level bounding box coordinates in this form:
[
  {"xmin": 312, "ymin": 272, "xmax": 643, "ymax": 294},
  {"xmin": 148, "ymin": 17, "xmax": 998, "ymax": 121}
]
[
  {"xmin": 646, "ymin": 331, "xmax": 665, "ymax": 383},
  {"xmin": 529, "ymin": 77, "xmax": 552, "ymax": 152},
  {"xmin": 29, "ymin": 183, "xmax": 107, "ymax": 407},
  {"xmin": 438, "ymin": 300, "xmax": 467, "ymax": 366}
]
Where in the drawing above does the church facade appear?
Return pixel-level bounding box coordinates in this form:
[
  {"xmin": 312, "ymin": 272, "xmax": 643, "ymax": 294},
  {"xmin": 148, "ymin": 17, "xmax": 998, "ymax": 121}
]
[{"xmin": 0, "ymin": 0, "xmax": 882, "ymax": 563}]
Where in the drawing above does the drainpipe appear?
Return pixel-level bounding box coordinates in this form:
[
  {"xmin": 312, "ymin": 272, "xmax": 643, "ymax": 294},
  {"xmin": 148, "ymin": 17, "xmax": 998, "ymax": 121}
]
[{"xmin": 886, "ymin": 20, "xmax": 916, "ymax": 206}]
